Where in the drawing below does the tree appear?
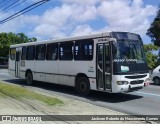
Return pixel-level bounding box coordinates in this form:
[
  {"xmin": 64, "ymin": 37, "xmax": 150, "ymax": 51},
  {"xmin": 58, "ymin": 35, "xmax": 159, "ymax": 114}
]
[
  {"xmin": 144, "ymin": 44, "xmax": 159, "ymax": 69},
  {"xmin": 0, "ymin": 32, "xmax": 37, "ymax": 58},
  {"xmin": 147, "ymin": 6, "xmax": 160, "ymax": 46}
]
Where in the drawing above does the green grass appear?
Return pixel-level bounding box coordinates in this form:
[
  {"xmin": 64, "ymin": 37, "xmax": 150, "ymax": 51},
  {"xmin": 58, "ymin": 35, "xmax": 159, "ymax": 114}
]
[
  {"xmin": 0, "ymin": 82, "xmax": 63, "ymax": 106},
  {"xmin": 0, "ymin": 92, "xmax": 6, "ymax": 97}
]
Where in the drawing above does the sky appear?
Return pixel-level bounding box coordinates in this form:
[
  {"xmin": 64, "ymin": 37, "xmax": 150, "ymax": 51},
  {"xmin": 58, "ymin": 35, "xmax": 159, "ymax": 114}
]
[{"xmin": 0, "ymin": 0, "xmax": 159, "ymax": 44}]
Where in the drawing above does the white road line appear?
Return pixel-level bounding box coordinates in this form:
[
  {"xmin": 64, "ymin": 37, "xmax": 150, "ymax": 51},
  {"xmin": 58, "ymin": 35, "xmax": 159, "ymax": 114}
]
[{"xmin": 135, "ymin": 91, "xmax": 160, "ymax": 97}]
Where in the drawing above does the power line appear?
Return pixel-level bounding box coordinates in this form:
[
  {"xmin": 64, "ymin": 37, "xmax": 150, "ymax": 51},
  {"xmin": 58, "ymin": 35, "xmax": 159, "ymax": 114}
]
[
  {"xmin": 0, "ymin": 0, "xmax": 20, "ymax": 14},
  {"xmin": 0, "ymin": 0, "xmax": 12, "ymax": 9},
  {"xmin": 0, "ymin": 0, "xmax": 27, "ymax": 15},
  {"xmin": 0, "ymin": 0, "xmax": 50, "ymax": 24}
]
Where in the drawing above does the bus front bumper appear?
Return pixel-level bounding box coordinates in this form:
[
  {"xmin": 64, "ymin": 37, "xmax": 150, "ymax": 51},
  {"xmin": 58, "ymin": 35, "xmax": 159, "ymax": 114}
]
[{"xmin": 128, "ymin": 85, "xmax": 143, "ymax": 92}]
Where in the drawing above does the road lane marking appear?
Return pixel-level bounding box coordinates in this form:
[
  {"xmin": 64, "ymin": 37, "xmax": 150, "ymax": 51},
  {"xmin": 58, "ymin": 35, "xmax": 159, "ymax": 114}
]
[{"xmin": 135, "ymin": 91, "xmax": 160, "ymax": 97}]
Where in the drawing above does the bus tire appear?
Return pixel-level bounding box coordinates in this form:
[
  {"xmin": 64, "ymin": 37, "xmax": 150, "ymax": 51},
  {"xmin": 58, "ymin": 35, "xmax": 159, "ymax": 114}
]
[
  {"xmin": 77, "ymin": 77, "xmax": 90, "ymax": 96},
  {"xmin": 153, "ymin": 77, "xmax": 160, "ymax": 85},
  {"xmin": 26, "ymin": 72, "xmax": 33, "ymax": 85}
]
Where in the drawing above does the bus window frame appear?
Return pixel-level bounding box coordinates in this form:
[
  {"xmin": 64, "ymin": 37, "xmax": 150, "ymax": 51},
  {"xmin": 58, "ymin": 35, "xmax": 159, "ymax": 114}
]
[
  {"xmin": 59, "ymin": 41, "xmax": 74, "ymax": 61},
  {"xmin": 26, "ymin": 45, "xmax": 35, "ymax": 60},
  {"xmin": 74, "ymin": 39, "xmax": 94, "ymax": 61},
  {"xmin": 35, "ymin": 44, "xmax": 46, "ymax": 60},
  {"xmin": 46, "ymin": 43, "xmax": 58, "ymax": 61},
  {"xmin": 21, "ymin": 46, "xmax": 27, "ymax": 60},
  {"xmin": 10, "ymin": 48, "xmax": 16, "ymax": 60}
]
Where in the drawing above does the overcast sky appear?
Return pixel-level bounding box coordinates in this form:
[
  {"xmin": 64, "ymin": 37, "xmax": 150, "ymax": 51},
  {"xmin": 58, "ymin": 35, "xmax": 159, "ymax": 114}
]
[{"xmin": 0, "ymin": 0, "xmax": 159, "ymax": 44}]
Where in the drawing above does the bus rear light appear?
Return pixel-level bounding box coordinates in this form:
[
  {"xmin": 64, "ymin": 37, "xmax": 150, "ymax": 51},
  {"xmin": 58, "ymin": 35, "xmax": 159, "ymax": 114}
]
[{"xmin": 116, "ymin": 81, "xmax": 129, "ymax": 85}]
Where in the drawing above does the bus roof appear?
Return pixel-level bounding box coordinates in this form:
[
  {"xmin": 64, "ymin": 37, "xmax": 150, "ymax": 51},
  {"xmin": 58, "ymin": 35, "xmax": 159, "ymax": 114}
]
[
  {"xmin": 10, "ymin": 32, "xmax": 111, "ymax": 48},
  {"xmin": 10, "ymin": 31, "xmax": 140, "ymax": 48}
]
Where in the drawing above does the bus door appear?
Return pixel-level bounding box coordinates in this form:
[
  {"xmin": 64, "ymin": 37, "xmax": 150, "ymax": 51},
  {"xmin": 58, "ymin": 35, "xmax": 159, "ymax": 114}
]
[
  {"xmin": 15, "ymin": 49, "xmax": 21, "ymax": 77},
  {"xmin": 96, "ymin": 43, "xmax": 112, "ymax": 91}
]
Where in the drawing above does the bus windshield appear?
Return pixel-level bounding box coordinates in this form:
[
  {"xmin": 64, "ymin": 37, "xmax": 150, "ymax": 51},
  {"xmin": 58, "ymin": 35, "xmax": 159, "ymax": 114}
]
[
  {"xmin": 113, "ymin": 40, "xmax": 145, "ymax": 63},
  {"xmin": 112, "ymin": 39, "xmax": 148, "ymax": 74}
]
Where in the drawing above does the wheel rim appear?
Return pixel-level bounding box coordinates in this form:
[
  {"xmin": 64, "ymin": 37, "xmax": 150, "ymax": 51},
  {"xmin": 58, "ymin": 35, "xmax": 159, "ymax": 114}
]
[{"xmin": 80, "ymin": 82, "xmax": 87, "ymax": 92}]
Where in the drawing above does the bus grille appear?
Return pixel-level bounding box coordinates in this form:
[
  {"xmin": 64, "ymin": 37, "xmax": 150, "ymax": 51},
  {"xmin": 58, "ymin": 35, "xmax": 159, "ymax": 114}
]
[{"xmin": 130, "ymin": 80, "xmax": 144, "ymax": 85}]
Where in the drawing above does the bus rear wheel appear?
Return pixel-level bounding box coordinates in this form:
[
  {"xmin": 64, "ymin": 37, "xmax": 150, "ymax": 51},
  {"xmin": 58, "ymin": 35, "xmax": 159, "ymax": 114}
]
[
  {"xmin": 77, "ymin": 77, "xmax": 90, "ymax": 96},
  {"xmin": 26, "ymin": 72, "xmax": 33, "ymax": 85}
]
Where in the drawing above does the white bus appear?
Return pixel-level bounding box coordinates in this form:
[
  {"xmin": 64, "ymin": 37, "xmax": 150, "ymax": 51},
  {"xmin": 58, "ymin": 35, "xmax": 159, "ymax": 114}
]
[{"xmin": 8, "ymin": 32, "xmax": 150, "ymax": 96}]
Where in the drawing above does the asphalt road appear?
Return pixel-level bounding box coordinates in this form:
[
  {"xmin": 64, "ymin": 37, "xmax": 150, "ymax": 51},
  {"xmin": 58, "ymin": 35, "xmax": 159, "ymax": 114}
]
[{"xmin": 0, "ymin": 69, "xmax": 160, "ymax": 115}]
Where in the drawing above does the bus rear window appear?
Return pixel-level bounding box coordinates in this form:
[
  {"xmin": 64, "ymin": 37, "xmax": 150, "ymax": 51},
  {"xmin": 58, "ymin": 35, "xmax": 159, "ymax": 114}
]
[{"xmin": 10, "ymin": 48, "xmax": 16, "ymax": 60}]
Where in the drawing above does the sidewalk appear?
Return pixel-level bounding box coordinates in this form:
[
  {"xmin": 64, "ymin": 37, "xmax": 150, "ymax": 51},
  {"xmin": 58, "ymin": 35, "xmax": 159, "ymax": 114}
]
[{"xmin": 0, "ymin": 89, "xmax": 153, "ymax": 124}]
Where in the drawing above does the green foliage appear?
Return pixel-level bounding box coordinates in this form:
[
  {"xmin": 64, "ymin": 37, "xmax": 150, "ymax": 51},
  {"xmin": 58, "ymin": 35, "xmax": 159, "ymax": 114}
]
[
  {"xmin": 144, "ymin": 44, "xmax": 159, "ymax": 69},
  {"xmin": 0, "ymin": 32, "xmax": 37, "ymax": 58},
  {"xmin": 147, "ymin": 6, "xmax": 160, "ymax": 46},
  {"xmin": 0, "ymin": 82, "xmax": 63, "ymax": 106}
]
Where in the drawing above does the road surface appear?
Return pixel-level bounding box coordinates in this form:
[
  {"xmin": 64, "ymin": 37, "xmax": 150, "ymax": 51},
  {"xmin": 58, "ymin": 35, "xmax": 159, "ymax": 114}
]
[{"xmin": 0, "ymin": 69, "xmax": 160, "ymax": 115}]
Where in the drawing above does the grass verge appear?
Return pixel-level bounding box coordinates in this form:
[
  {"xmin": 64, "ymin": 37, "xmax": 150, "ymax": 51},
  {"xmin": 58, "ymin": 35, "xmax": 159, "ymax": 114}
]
[
  {"xmin": 0, "ymin": 92, "xmax": 6, "ymax": 97},
  {"xmin": 0, "ymin": 82, "xmax": 63, "ymax": 106}
]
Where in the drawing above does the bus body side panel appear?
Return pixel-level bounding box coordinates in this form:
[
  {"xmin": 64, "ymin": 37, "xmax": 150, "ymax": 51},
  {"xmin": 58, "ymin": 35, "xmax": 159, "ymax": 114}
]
[
  {"xmin": 42, "ymin": 61, "xmax": 59, "ymax": 84},
  {"xmin": 19, "ymin": 60, "xmax": 25, "ymax": 79},
  {"xmin": 34, "ymin": 61, "xmax": 47, "ymax": 82},
  {"xmin": 72, "ymin": 61, "xmax": 96, "ymax": 89},
  {"xmin": 8, "ymin": 47, "xmax": 16, "ymax": 77},
  {"xmin": 87, "ymin": 38, "xmax": 101, "ymax": 91},
  {"xmin": 58, "ymin": 41, "xmax": 97, "ymax": 89},
  {"xmin": 58, "ymin": 60, "xmax": 97, "ymax": 88},
  {"xmin": 8, "ymin": 58, "xmax": 16, "ymax": 77},
  {"xmin": 58, "ymin": 61, "xmax": 75, "ymax": 86},
  {"xmin": 20, "ymin": 60, "xmax": 35, "ymax": 79}
]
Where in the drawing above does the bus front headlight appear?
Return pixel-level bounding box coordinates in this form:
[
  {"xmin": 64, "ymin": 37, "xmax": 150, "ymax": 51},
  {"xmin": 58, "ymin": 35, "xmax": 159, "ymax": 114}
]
[{"xmin": 116, "ymin": 81, "xmax": 129, "ymax": 85}]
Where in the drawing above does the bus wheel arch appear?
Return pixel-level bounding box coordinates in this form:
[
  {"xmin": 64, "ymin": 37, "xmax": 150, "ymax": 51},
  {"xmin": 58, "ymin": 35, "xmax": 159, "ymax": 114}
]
[
  {"xmin": 25, "ymin": 69, "xmax": 33, "ymax": 85},
  {"xmin": 75, "ymin": 73, "xmax": 90, "ymax": 96}
]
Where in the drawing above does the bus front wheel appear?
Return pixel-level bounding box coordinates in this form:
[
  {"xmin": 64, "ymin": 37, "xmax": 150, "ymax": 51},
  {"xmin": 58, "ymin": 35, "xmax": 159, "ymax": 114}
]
[
  {"xmin": 77, "ymin": 77, "xmax": 90, "ymax": 96},
  {"xmin": 26, "ymin": 72, "xmax": 33, "ymax": 85}
]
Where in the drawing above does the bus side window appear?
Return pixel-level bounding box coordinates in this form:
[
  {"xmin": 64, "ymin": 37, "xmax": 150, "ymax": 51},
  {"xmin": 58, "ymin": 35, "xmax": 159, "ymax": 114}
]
[
  {"xmin": 35, "ymin": 44, "xmax": 46, "ymax": 60},
  {"xmin": 26, "ymin": 46, "xmax": 35, "ymax": 60},
  {"xmin": 74, "ymin": 39, "xmax": 93, "ymax": 60},
  {"xmin": 46, "ymin": 43, "xmax": 58, "ymax": 60},
  {"xmin": 10, "ymin": 48, "xmax": 16, "ymax": 60},
  {"xmin": 59, "ymin": 41, "xmax": 73, "ymax": 60},
  {"xmin": 21, "ymin": 47, "xmax": 26, "ymax": 60}
]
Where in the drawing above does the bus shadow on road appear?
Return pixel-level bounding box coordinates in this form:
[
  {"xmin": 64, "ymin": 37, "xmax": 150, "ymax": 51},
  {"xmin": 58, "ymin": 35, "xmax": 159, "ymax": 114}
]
[
  {"xmin": 3, "ymin": 79, "xmax": 143, "ymax": 103},
  {"xmin": 150, "ymin": 83, "xmax": 160, "ymax": 86},
  {"xmin": 87, "ymin": 91, "xmax": 143, "ymax": 103}
]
